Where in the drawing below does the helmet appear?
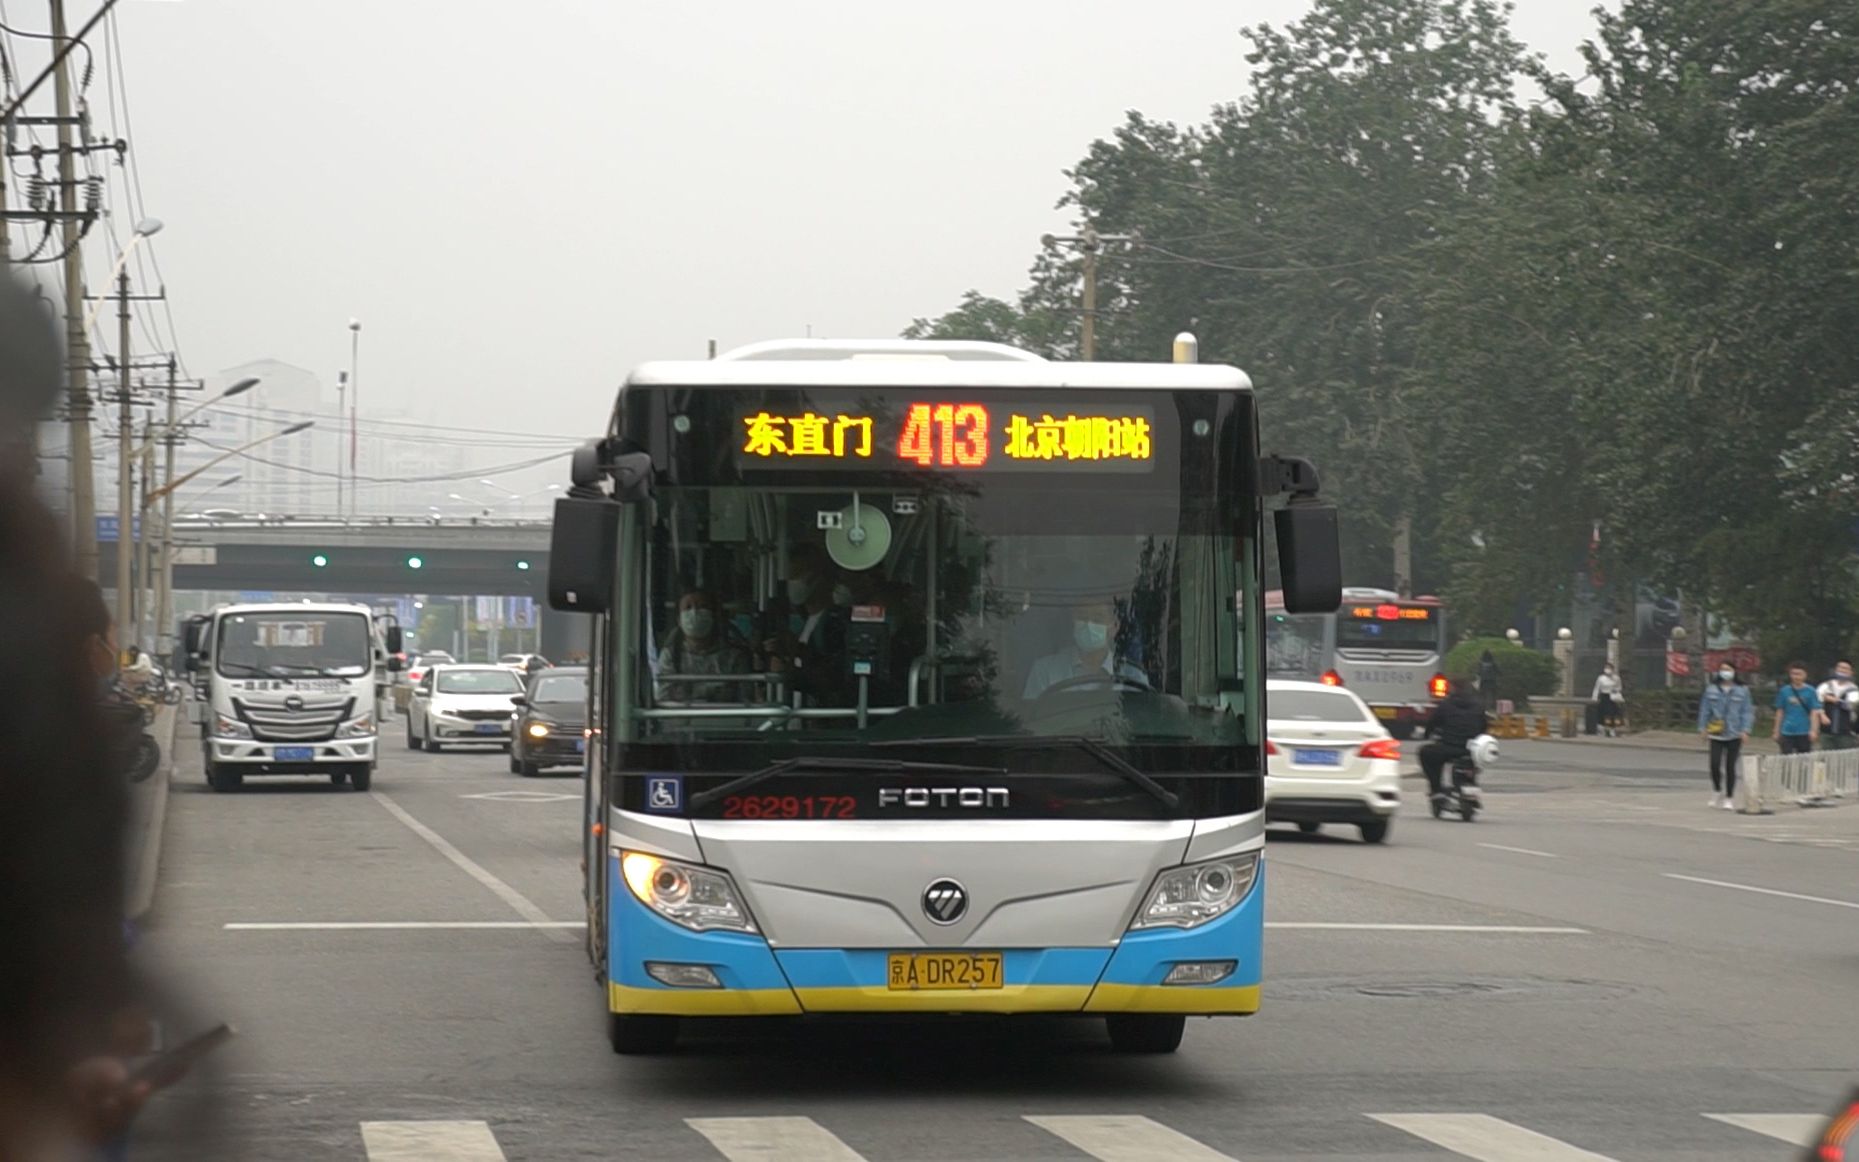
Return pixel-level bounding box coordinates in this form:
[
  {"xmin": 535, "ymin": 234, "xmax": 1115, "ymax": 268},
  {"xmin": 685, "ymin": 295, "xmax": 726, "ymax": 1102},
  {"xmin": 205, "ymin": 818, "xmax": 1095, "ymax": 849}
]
[
  {"xmin": 1468, "ymin": 733, "xmax": 1500, "ymax": 768},
  {"xmin": 1845, "ymin": 689, "xmax": 1859, "ymax": 713}
]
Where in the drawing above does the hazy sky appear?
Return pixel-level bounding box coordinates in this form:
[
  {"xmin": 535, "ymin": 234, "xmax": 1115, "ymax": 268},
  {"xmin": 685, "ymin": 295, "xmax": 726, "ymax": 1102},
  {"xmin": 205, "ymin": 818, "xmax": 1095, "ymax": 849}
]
[{"xmin": 83, "ymin": 0, "xmax": 1611, "ymax": 478}]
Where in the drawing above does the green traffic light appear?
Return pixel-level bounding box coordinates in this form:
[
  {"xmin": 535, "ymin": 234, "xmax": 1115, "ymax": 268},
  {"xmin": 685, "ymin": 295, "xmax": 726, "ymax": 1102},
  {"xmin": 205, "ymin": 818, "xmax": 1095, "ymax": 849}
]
[
  {"xmin": 311, "ymin": 553, "xmax": 329, "ymax": 568},
  {"xmin": 515, "ymin": 560, "xmax": 530, "ymax": 571},
  {"xmin": 407, "ymin": 556, "xmax": 424, "ymax": 570}
]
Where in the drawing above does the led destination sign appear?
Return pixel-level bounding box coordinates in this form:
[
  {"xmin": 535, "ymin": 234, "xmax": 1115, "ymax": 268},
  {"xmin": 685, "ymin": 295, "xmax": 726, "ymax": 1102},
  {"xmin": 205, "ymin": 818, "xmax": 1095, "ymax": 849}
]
[{"xmin": 739, "ymin": 402, "xmax": 1156, "ymax": 473}]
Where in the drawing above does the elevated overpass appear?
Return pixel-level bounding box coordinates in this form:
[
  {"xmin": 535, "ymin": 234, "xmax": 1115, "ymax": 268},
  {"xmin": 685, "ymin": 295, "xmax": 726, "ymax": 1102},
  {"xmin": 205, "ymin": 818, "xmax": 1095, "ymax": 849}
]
[{"xmin": 97, "ymin": 516, "xmax": 554, "ymax": 598}]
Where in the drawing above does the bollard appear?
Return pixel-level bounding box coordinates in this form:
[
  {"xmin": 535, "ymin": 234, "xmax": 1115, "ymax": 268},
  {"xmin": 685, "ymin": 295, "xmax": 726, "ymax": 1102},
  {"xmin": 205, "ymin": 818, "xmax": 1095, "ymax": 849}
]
[
  {"xmin": 1561, "ymin": 708, "xmax": 1577, "ymax": 738},
  {"xmin": 1535, "ymin": 715, "xmax": 1550, "ymax": 739}
]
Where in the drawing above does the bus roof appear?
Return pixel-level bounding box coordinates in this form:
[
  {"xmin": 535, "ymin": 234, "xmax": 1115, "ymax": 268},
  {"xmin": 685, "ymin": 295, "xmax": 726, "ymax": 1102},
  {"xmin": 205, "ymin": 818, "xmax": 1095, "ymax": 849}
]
[
  {"xmin": 1266, "ymin": 589, "xmax": 1441, "ymax": 609},
  {"xmin": 624, "ymin": 340, "xmax": 1251, "ymax": 393}
]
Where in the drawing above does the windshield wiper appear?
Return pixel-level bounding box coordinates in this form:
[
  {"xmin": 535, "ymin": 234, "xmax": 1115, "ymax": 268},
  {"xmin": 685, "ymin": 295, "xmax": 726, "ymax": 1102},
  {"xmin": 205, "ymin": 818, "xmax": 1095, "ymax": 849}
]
[
  {"xmin": 217, "ymin": 661, "xmax": 282, "ymax": 679},
  {"xmin": 871, "ymin": 735, "xmax": 1179, "ymax": 809},
  {"xmin": 690, "ymin": 755, "xmax": 1009, "ymax": 811}
]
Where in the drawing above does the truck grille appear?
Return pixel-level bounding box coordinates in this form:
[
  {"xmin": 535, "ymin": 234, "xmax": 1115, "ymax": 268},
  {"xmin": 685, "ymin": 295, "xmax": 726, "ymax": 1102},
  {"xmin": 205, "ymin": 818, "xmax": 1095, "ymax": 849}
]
[{"xmin": 233, "ymin": 695, "xmax": 353, "ymax": 743}]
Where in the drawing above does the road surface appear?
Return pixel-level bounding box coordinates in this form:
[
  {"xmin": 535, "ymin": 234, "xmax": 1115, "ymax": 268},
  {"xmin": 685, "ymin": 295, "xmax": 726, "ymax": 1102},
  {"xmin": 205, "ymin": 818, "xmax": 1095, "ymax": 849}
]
[{"xmin": 134, "ymin": 735, "xmax": 1856, "ymax": 1159}]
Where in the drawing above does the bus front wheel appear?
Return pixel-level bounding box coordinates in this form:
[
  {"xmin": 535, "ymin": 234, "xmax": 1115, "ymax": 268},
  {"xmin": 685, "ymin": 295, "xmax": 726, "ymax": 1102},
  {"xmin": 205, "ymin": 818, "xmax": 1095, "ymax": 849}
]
[
  {"xmin": 608, "ymin": 1013, "xmax": 679, "ymax": 1055},
  {"xmin": 1106, "ymin": 1014, "xmax": 1185, "ymax": 1054}
]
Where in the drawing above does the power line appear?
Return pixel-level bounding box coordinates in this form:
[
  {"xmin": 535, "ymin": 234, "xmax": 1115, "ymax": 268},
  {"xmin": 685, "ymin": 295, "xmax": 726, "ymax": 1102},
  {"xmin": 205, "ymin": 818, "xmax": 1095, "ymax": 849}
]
[{"xmin": 191, "ymin": 437, "xmax": 569, "ymax": 484}]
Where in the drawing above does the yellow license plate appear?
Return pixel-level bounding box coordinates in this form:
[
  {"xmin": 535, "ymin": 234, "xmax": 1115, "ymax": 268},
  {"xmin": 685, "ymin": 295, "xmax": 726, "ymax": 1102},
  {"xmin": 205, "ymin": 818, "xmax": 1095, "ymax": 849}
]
[
  {"xmin": 887, "ymin": 952, "xmax": 1004, "ymax": 991},
  {"xmin": 1373, "ymin": 705, "xmax": 1399, "ymax": 720}
]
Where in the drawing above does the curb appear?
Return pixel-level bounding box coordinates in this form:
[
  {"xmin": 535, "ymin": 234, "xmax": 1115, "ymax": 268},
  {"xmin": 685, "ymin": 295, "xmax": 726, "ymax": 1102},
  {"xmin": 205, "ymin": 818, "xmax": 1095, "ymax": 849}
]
[{"xmin": 126, "ymin": 702, "xmax": 180, "ymax": 921}]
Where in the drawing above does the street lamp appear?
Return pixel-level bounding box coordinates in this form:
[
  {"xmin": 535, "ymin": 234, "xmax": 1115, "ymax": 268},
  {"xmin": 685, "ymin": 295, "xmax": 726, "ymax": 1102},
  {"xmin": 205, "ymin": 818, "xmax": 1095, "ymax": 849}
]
[
  {"xmin": 83, "ymin": 217, "xmax": 163, "ymax": 334},
  {"xmin": 148, "ymin": 421, "xmax": 315, "ymax": 505},
  {"xmin": 141, "ymin": 376, "xmax": 261, "ymax": 656},
  {"xmin": 347, "ymin": 318, "xmax": 361, "ymax": 518}
]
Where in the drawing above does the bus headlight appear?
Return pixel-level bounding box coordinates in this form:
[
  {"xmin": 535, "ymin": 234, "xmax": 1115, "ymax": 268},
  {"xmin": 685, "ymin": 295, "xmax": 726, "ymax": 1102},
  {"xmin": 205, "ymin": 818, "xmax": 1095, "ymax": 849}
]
[
  {"xmin": 1131, "ymin": 852, "xmax": 1259, "ymax": 930},
  {"xmin": 336, "ymin": 715, "xmax": 374, "ymax": 738},
  {"xmin": 620, "ymin": 851, "xmax": 757, "ymax": 934},
  {"xmin": 214, "ymin": 714, "xmax": 252, "ymax": 739}
]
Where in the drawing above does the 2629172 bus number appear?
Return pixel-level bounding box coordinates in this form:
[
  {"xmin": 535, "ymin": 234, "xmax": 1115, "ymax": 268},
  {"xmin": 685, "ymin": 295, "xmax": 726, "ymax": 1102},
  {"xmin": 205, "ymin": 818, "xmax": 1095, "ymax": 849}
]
[{"xmin": 719, "ymin": 794, "xmax": 857, "ymax": 820}]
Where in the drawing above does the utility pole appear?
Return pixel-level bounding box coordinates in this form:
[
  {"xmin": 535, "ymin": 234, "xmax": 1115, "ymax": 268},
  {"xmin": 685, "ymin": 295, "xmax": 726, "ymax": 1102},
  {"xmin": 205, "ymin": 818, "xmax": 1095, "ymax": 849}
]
[
  {"xmin": 153, "ymin": 358, "xmax": 178, "ymax": 657},
  {"xmin": 55, "ymin": 0, "xmax": 96, "ymax": 579},
  {"xmin": 1041, "ymin": 226, "xmax": 1134, "ymax": 362},
  {"xmin": 135, "ymin": 416, "xmax": 152, "ymax": 643},
  {"xmin": 347, "ymin": 318, "xmax": 360, "ymax": 518},
  {"xmin": 335, "ymin": 369, "xmax": 347, "ymax": 516},
  {"xmin": 114, "ymin": 268, "xmax": 132, "ymax": 642}
]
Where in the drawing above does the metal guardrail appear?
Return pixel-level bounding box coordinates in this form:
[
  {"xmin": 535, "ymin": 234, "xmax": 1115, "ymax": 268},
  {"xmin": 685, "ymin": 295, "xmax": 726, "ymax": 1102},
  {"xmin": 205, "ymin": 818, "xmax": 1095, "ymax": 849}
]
[{"xmin": 1740, "ymin": 748, "xmax": 1859, "ymax": 813}]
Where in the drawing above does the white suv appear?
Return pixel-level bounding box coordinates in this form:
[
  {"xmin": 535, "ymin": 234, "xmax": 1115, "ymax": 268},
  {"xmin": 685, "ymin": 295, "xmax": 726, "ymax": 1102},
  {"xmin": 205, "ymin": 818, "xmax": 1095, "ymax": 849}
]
[{"xmin": 1264, "ymin": 679, "xmax": 1402, "ymax": 844}]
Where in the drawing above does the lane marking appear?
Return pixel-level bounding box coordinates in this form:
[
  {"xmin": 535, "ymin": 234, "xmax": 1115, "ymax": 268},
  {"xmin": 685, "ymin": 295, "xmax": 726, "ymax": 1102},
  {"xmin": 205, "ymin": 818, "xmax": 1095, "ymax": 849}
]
[
  {"xmin": 1369, "ymin": 1113, "xmax": 1617, "ymax": 1160},
  {"xmin": 370, "ymin": 790, "xmax": 575, "ymax": 943},
  {"xmin": 1269, "ymin": 923, "xmax": 1587, "ymax": 934},
  {"xmin": 361, "ymin": 1120, "xmax": 506, "ymax": 1161},
  {"xmin": 686, "ymin": 1116, "xmax": 867, "ymax": 1161},
  {"xmin": 1704, "ymin": 1113, "xmax": 1823, "ymax": 1146},
  {"xmin": 1026, "ymin": 1114, "xmax": 1238, "ymax": 1161},
  {"xmin": 462, "ymin": 790, "xmax": 577, "ymax": 802},
  {"xmin": 1663, "ymin": 873, "xmax": 1859, "ymax": 910},
  {"xmin": 1477, "ymin": 842, "xmax": 1560, "ymax": 859},
  {"xmin": 225, "ymin": 921, "xmax": 585, "ymax": 931}
]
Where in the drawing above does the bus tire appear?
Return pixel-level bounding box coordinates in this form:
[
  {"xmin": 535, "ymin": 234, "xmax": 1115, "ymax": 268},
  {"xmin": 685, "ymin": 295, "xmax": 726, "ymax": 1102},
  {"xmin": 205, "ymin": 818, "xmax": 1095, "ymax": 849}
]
[
  {"xmin": 1358, "ymin": 819, "xmax": 1390, "ymax": 844},
  {"xmin": 608, "ymin": 1013, "xmax": 679, "ymax": 1055},
  {"xmin": 1295, "ymin": 821, "xmax": 1320, "ymax": 835},
  {"xmin": 348, "ymin": 764, "xmax": 373, "ymax": 792},
  {"xmin": 1105, "ymin": 1014, "xmax": 1185, "ymax": 1054}
]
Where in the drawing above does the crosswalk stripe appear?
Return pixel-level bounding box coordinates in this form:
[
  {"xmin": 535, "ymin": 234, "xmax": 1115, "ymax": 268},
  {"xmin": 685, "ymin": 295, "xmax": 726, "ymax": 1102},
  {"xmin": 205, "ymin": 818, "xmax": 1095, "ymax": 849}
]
[
  {"xmin": 1368, "ymin": 1113, "xmax": 1617, "ymax": 1160},
  {"xmin": 1026, "ymin": 1114, "xmax": 1238, "ymax": 1161},
  {"xmin": 686, "ymin": 1116, "xmax": 868, "ymax": 1161},
  {"xmin": 360, "ymin": 1120, "xmax": 507, "ymax": 1161},
  {"xmin": 1704, "ymin": 1113, "xmax": 1824, "ymax": 1146}
]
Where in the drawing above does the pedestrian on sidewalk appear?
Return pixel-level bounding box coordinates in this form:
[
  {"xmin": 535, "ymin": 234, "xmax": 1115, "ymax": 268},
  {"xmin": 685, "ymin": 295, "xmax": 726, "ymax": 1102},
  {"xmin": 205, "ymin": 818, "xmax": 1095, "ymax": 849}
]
[
  {"xmin": 1773, "ymin": 662, "xmax": 1821, "ymax": 756},
  {"xmin": 1697, "ymin": 662, "xmax": 1753, "ymax": 809},
  {"xmin": 1815, "ymin": 660, "xmax": 1857, "ymax": 752},
  {"xmin": 1591, "ymin": 663, "xmax": 1624, "ymax": 737}
]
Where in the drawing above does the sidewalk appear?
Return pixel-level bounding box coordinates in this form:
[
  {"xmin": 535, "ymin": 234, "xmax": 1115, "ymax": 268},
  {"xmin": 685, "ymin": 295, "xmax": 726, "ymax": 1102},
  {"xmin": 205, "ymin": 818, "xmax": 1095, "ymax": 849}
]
[{"xmin": 1550, "ymin": 729, "xmax": 1779, "ymax": 755}]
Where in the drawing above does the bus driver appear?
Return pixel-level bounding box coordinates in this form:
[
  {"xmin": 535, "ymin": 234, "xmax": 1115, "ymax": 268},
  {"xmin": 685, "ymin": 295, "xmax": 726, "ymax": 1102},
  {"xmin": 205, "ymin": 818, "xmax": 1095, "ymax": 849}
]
[{"xmin": 1022, "ymin": 599, "xmax": 1149, "ymax": 699}]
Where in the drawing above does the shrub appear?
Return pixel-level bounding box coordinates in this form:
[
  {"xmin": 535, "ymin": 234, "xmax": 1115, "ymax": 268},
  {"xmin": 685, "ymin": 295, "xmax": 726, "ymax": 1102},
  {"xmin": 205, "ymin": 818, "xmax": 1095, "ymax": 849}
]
[{"xmin": 1443, "ymin": 637, "xmax": 1560, "ymax": 704}]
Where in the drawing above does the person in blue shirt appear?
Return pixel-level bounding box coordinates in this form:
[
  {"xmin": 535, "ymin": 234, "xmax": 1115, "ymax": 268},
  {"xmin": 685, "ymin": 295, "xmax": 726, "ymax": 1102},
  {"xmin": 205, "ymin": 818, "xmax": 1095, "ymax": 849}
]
[
  {"xmin": 1022, "ymin": 600, "xmax": 1149, "ymax": 699},
  {"xmin": 1697, "ymin": 662, "xmax": 1754, "ymax": 809},
  {"xmin": 1773, "ymin": 662, "xmax": 1821, "ymax": 756}
]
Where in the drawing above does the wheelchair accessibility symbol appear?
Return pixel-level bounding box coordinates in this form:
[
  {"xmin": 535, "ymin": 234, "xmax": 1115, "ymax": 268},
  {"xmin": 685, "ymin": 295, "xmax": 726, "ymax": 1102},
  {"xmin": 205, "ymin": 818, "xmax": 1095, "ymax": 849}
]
[{"xmin": 646, "ymin": 776, "xmax": 682, "ymax": 812}]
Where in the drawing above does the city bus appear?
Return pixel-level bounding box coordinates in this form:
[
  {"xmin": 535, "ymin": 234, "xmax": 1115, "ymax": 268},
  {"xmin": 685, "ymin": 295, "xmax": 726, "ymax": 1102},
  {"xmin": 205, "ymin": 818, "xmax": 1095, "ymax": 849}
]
[
  {"xmin": 547, "ymin": 338, "xmax": 1340, "ymax": 1055},
  {"xmin": 1265, "ymin": 587, "xmax": 1447, "ymax": 738}
]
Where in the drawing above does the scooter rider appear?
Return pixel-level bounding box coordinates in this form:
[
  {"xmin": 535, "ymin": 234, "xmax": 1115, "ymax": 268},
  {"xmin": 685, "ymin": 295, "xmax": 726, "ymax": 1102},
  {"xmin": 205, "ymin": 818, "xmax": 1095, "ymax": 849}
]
[{"xmin": 1421, "ymin": 677, "xmax": 1489, "ymax": 806}]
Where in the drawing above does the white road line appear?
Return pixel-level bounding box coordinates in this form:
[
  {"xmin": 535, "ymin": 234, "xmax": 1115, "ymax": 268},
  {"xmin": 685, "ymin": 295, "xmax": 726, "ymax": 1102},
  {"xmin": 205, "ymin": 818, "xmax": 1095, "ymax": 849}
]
[
  {"xmin": 1663, "ymin": 873, "xmax": 1859, "ymax": 910},
  {"xmin": 225, "ymin": 921, "xmax": 585, "ymax": 931},
  {"xmin": 1269, "ymin": 923, "xmax": 1588, "ymax": 934},
  {"xmin": 370, "ymin": 790, "xmax": 575, "ymax": 943},
  {"xmin": 1026, "ymin": 1114, "xmax": 1238, "ymax": 1161},
  {"xmin": 1477, "ymin": 842, "xmax": 1560, "ymax": 859},
  {"xmin": 1704, "ymin": 1113, "xmax": 1824, "ymax": 1146},
  {"xmin": 1369, "ymin": 1113, "xmax": 1617, "ymax": 1160},
  {"xmin": 686, "ymin": 1116, "xmax": 867, "ymax": 1161},
  {"xmin": 361, "ymin": 1120, "xmax": 507, "ymax": 1161}
]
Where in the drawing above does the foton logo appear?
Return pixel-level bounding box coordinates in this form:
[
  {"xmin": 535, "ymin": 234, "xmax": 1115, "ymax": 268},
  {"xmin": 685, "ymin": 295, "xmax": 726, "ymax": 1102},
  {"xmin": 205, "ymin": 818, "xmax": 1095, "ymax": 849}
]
[{"xmin": 877, "ymin": 787, "xmax": 1010, "ymax": 809}]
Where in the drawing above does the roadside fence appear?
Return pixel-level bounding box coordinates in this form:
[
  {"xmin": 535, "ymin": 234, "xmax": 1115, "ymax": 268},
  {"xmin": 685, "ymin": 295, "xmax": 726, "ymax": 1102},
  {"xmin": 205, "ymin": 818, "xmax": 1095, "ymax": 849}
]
[{"xmin": 1739, "ymin": 748, "xmax": 1859, "ymax": 814}]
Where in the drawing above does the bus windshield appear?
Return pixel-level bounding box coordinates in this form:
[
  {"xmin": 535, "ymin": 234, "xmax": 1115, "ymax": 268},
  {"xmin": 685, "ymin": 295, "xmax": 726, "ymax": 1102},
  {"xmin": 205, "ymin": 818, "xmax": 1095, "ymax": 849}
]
[
  {"xmin": 616, "ymin": 386, "xmax": 1252, "ymax": 776},
  {"xmin": 216, "ymin": 611, "xmax": 372, "ymax": 678}
]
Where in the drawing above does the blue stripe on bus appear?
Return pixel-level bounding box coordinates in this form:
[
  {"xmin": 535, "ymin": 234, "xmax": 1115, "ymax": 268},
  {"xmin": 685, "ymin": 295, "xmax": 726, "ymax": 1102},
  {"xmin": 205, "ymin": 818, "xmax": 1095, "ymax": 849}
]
[
  {"xmin": 607, "ymin": 862, "xmax": 791, "ymax": 993},
  {"xmin": 1095, "ymin": 861, "xmax": 1264, "ymax": 987}
]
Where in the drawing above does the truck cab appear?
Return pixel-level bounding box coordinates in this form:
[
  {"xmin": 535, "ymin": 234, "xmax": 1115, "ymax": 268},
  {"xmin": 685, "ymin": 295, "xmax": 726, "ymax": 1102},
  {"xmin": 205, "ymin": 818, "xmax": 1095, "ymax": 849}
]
[{"xmin": 184, "ymin": 602, "xmax": 401, "ymax": 792}]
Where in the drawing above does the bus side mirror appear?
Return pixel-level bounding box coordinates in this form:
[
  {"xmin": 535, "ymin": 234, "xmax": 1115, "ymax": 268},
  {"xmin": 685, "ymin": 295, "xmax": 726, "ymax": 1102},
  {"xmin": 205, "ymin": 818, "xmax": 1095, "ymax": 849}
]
[
  {"xmin": 182, "ymin": 617, "xmax": 207, "ymax": 671},
  {"xmin": 1275, "ymin": 501, "xmax": 1342, "ymax": 615},
  {"xmin": 548, "ymin": 496, "xmax": 620, "ymax": 614},
  {"xmin": 384, "ymin": 625, "xmax": 403, "ymax": 656}
]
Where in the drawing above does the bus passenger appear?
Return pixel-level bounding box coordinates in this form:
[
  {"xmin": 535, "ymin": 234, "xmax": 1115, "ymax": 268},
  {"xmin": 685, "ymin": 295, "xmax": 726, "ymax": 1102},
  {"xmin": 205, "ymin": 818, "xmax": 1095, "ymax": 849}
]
[
  {"xmin": 764, "ymin": 545, "xmax": 848, "ymax": 702},
  {"xmin": 656, "ymin": 589, "xmax": 751, "ymax": 703},
  {"xmin": 1022, "ymin": 600, "xmax": 1148, "ymax": 699}
]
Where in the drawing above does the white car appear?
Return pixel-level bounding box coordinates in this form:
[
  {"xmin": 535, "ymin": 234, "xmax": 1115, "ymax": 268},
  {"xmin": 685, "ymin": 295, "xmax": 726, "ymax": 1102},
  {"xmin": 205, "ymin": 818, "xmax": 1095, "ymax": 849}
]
[
  {"xmin": 1265, "ymin": 678, "xmax": 1402, "ymax": 844},
  {"xmin": 405, "ymin": 664, "xmax": 525, "ymax": 753}
]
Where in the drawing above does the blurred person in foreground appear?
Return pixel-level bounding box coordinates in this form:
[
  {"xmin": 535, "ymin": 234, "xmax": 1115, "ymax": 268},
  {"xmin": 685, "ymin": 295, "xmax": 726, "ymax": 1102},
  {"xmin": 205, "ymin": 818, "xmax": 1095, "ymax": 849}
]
[{"xmin": 0, "ymin": 273, "xmax": 218, "ymax": 1159}]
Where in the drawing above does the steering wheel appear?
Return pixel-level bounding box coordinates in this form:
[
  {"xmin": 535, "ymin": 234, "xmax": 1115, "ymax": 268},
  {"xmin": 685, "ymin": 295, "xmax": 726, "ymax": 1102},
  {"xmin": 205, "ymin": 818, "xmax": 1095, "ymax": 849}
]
[{"xmin": 1035, "ymin": 672, "xmax": 1153, "ymax": 699}]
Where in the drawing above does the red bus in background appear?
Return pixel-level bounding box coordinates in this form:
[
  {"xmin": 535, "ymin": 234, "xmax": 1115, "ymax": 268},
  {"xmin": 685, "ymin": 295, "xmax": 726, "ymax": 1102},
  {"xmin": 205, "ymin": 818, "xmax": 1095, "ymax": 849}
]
[{"xmin": 1266, "ymin": 587, "xmax": 1448, "ymax": 739}]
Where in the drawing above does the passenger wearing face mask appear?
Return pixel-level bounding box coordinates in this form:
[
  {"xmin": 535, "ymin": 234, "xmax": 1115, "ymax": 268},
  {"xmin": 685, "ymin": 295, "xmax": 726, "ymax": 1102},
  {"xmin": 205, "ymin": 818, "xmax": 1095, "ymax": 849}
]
[
  {"xmin": 1815, "ymin": 660, "xmax": 1857, "ymax": 752},
  {"xmin": 656, "ymin": 589, "xmax": 751, "ymax": 703},
  {"xmin": 1022, "ymin": 599, "xmax": 1150, "ymax": 700},
  {"xmin": 1697, "ymin": 662, "xmax": 1754, "ymax": 809},
  {"xmin": 763, "ymin": 544, "xmax": 849, "ymax": 703}
]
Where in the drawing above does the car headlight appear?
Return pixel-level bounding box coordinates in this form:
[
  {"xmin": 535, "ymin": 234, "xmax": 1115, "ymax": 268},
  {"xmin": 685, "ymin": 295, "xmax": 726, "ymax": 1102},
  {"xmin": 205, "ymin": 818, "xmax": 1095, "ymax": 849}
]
[
  {"xmin": 524, "ymin": 719, "xmax": 551, "ymax": 739},
  {"xmin": 214, "ymin": 714, "xmax": 252, "ymax": 739},
  {"xmin": 619, "ymin": 851, "xmax": 757, "ymax": 933},
  {"xmin": 336, "ymin": 715, "xmax": 375, "ymax": 738},
  {"xmin": 1130, "ymin": 852, "xmax": 1259, "ymax": 930}
]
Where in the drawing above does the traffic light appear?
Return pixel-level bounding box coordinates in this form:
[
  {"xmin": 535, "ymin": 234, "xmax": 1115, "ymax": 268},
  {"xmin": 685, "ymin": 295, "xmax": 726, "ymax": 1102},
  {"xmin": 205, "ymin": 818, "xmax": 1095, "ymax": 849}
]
[
  {"xmin": 310, "ymin": 553, "xmax": 329, "ymax": 568},
  {"xmin": 406, "ymin": 555, "xmax": 424, "ymax": 570},
  {"xmin": 515, "ymin": 559, "xmax": 530, "ymax": 571}
]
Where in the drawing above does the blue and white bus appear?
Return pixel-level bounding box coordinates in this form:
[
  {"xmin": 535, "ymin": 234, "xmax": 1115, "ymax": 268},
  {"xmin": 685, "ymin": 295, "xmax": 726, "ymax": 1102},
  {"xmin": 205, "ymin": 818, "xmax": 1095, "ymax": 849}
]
[
  {"xmin": 548, "ymin": 338, "xmax": 1340, "ymax": 1054},
  {"xmin": 1266, "ymin": 587, "xmax": 1448, "ymax": 738}
]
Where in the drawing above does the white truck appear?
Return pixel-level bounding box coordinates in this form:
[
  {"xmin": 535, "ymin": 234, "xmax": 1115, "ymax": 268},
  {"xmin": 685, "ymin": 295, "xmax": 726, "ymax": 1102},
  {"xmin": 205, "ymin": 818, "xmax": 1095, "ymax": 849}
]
[{"xmin": 184, "ymin": 602, "xmax": 402, "ymax": 792}]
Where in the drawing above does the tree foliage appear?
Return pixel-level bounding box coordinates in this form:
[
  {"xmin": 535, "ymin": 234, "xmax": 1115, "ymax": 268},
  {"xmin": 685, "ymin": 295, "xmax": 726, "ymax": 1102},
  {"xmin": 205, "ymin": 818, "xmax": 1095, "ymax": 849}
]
[{"xmin": 907, "ymin": 0, "xmax": 1859, "ymax": 661}]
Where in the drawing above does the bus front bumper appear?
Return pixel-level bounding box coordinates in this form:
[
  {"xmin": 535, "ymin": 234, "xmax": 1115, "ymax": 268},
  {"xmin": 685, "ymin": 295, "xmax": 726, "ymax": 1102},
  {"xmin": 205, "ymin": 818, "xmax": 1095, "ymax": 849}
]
[{"xmin": 606, "ymin": 859, "xmax": 1263, "ymax": 1018}]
